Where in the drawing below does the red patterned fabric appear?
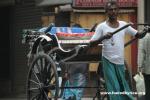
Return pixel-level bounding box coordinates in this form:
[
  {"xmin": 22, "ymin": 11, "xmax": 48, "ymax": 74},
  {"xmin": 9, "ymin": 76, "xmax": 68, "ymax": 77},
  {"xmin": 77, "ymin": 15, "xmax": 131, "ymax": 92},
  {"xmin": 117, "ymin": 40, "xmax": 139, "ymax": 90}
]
[{"xmin": 57, "ymin": 32, "xmax": 95, "ymax": 40}]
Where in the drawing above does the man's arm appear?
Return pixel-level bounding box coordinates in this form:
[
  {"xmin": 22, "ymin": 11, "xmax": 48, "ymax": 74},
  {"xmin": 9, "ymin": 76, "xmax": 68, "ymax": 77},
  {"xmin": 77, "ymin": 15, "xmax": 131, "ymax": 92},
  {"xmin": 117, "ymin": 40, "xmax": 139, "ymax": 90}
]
[
  {"xmin": 135, "ymin": 26, "xmax": 150, "ymax": 39},
  {"xmin": 89, "ymin": 32, "xmax": 112, "ymax": 47}
]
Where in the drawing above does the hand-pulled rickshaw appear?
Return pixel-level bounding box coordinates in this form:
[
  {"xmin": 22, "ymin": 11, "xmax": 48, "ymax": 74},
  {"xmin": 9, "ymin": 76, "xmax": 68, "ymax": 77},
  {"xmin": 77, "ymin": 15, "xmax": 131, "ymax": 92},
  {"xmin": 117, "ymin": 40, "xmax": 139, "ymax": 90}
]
[{"xmin": 22, "ymin": 23, "xmax": 150, "ymax": 100}]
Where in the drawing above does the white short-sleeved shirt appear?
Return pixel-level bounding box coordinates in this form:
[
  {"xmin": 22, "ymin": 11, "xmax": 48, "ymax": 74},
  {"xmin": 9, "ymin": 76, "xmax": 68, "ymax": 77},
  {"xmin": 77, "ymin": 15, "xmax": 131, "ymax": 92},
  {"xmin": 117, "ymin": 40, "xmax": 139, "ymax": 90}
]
[{"xmin": 91, "ymin": 21, "xmax": 137, "ymax": 64}]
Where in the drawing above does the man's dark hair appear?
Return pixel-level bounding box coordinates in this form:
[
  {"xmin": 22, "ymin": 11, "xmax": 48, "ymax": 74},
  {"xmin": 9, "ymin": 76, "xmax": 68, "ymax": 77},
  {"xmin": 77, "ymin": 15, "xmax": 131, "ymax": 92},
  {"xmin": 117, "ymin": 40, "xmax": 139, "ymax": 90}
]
[{"xmin": 105, "ymin": 1, "xmax": 119, "ymax": 12}]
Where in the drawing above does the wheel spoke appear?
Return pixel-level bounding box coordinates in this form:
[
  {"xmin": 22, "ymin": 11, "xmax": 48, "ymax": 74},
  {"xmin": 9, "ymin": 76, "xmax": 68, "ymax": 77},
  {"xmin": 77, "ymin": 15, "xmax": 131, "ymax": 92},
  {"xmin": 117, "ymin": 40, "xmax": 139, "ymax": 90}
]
[
  {"xmin": 29, "ymin": 79, "xmax": 40, "ymax": 86},
  {"xmin": 43, "ymin": 90, "xmax": 50, "ymax": 100},
  {"xmin": 28, "ymin": 87, "xmax": 39, "ymax": 91},
  {"xmin": 39, "ymin": 57, "xmax": 44, "ymax": 72},
  {"xmin": 35, "ymin": 61, "xmax": 42, "ymax": 77},
  {"xmin": 48, "ymin": 73, "xmax": 55, "ymax": 84},
  {"xmin": 32, "ymin": 69, "xmax": 41, "ymax": 83},
  {"xmin": 36, "ymin": 93, "xmax": 43, "ymax": 100},
  {"xmin": 44, "ymin": 61, "xmax": 50, "ymax": 75},
  {"xmin": 45, "ymin": 84, "xmax": 56, "ymax": 90},
  {"xmin": 43, "ymin": 60, "xmax": 50, "ymax": 84},
  {"xmin": 45, "ymin": 63, "xmax": 52, "ymax": 83},
  {"xmin": 30, "ymin": 93, "xmax": 40, "ymax": 100}
]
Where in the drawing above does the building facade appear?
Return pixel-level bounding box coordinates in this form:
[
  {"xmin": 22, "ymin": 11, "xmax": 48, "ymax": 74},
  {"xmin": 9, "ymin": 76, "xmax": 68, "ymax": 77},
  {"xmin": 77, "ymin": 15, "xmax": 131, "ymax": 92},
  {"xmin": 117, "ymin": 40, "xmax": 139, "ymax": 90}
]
[{"xmin": 1, "ymin": 0, "xmax": 150, "ymax": 98}]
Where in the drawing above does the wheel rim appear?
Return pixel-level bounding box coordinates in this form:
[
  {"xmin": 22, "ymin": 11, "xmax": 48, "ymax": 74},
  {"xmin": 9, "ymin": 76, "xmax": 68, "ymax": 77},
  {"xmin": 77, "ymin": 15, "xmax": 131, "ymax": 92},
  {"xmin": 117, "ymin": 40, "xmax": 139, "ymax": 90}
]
[{"xmin": 27, "ymin": 53, "xmax": 59, "ymax": 100}]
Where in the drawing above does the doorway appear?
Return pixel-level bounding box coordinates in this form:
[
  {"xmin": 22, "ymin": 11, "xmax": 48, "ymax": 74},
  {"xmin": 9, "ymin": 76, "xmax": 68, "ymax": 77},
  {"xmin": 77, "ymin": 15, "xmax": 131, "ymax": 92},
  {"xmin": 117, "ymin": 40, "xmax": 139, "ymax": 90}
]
[
  {"xmin": 55, "ymin": 12, "xmax": 70, "ymax": 27},
  {"xmin": 0, "ymin": 7, "xmax": 10, "ymax": 80}
]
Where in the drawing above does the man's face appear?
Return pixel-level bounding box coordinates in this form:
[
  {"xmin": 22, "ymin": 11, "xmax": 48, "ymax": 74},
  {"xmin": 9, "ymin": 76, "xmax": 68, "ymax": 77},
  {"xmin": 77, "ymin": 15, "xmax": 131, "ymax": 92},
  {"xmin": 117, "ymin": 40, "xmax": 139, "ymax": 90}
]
[{"xmin": 106, "ymin": 4, "xmax": 119, "ymax": 21}]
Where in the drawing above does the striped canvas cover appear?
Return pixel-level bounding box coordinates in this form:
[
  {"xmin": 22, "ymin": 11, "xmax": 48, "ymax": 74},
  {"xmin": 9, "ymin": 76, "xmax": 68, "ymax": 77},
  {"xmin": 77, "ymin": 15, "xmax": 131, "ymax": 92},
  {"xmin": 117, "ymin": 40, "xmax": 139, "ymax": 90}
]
[{"xmin": 49, "ymin": 27, "xmax": 94, "ymax": 40}]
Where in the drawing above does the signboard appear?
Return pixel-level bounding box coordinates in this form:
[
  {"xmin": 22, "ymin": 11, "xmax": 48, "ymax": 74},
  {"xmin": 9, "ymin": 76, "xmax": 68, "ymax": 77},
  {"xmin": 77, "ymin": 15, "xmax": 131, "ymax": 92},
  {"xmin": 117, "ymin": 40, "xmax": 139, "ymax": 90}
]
[{"xmin": 73, "ymin": 0, "xmax": 137, "ymax": 8}]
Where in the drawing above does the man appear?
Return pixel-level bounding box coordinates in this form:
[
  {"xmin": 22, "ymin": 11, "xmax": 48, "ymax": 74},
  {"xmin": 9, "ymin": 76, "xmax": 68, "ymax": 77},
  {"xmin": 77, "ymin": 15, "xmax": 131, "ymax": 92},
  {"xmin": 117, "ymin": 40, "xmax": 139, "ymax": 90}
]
[
  {"xmin": 138, "ymin": 30, "xmax": 150, "ymax": 100},
  {"xmin": 89, "ymin": 1, "xmax": 148, "ymax": 100}
]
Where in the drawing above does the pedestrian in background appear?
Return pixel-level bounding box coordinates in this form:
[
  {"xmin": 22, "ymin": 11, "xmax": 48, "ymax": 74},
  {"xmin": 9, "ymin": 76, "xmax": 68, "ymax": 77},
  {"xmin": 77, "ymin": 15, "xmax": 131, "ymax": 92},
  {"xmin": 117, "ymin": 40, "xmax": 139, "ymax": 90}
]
[{"xmin": 138, "ymin": 30, "xmax": 150, "ymax": 100}]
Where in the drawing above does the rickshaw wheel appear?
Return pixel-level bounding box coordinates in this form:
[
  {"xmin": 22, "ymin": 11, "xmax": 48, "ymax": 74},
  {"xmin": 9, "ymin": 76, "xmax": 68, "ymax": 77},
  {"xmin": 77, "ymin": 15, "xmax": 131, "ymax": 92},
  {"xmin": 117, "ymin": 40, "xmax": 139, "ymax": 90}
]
[
  {"xmin": 27, "ymin": 53, "xmax": 59, "ymax": 100},
  {"xmin": 48, "ymin": 49, "xmax": 65, "ymax": 98}
]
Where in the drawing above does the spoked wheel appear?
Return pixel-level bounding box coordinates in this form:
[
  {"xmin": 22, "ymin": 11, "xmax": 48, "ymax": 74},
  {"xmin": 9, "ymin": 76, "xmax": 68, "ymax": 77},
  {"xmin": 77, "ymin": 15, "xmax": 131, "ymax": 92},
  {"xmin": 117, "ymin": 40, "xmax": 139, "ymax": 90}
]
[{"xmin": 27, "ymin": 53, "xmax": 59, "ymax": 100}]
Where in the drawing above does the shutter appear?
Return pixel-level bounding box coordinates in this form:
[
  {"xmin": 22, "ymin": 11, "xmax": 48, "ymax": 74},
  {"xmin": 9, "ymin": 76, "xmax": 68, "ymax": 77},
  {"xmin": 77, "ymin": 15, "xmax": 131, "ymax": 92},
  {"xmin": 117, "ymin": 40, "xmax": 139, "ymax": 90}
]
[{"xmin": 12, "ymin": 0, "xmax": 42, "ymax": 95}]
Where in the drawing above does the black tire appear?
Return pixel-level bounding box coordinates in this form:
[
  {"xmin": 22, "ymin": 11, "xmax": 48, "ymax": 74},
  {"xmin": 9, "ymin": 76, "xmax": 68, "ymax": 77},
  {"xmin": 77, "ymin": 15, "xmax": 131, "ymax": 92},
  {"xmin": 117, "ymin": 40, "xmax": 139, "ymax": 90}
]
[
  {"xmin": 48, "ymin": 48, "xmax": 66, "ymax": 98},
  {"xmin": 27, "ymin": 53, "xmax": 59, "ymax": 100}
]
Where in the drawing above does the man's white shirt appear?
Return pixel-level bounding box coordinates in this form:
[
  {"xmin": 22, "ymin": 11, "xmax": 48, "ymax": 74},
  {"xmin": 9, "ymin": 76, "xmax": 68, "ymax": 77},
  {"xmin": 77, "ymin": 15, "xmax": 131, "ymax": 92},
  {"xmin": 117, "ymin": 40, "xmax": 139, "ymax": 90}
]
[{"xmin": 91, "ymin": 21, "xmax": 137, "ymax": 64}]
